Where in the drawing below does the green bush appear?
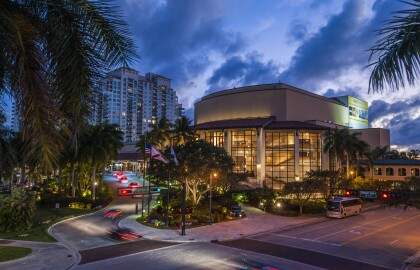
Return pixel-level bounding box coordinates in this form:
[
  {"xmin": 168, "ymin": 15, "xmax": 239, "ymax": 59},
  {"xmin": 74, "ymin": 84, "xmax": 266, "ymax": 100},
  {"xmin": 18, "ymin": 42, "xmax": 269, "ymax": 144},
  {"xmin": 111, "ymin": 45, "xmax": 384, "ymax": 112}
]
[
  {"xmin": 68, "ymin": 202, "xmax": 85, "ymax": 209},
  {"xmin": 0, "ymin": 187, "xmax": 36, "ymax": 232}
]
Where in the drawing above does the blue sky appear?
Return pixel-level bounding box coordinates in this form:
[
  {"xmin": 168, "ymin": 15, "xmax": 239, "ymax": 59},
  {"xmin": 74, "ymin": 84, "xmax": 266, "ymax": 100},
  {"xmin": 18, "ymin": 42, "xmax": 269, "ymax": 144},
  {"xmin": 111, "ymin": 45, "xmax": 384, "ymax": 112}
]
[{"xmin": 119, "ymin": 0, "xmax": 419, "ymax": 150}]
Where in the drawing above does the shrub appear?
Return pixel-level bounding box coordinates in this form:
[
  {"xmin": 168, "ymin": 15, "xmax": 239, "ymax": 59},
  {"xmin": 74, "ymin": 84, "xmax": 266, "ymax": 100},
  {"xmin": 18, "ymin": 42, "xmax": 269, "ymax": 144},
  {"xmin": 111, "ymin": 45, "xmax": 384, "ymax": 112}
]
[{"xmin": 0, "ymin": 187, "xmax": 36, "ymax": 232}]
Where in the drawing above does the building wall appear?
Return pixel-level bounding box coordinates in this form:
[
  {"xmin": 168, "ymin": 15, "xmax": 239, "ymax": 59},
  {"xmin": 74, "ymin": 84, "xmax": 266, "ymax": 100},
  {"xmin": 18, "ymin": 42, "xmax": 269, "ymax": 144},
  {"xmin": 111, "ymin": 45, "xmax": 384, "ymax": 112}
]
[
  {"xmin": 195, "ymin": 84, "xmax": 348, "ymax": 126},
  {"xmin": 353, "ymin": 128, "xmax": 390, "ymax": 149},
  {"xmin": 370, "ymin": 164, "xmax": 420, "ymax": 181}
]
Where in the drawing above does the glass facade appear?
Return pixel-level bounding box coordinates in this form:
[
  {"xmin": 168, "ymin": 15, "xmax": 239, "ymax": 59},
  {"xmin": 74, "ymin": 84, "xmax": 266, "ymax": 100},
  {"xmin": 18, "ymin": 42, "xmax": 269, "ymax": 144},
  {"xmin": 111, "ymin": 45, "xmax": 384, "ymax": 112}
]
[
  {"xmin": 299, "ymin": 132, "xmax": 322, "ymax": 177},
  {"xmin": 265, "ymin": 131, "xmax": 295, "ymax": 189},
  {"xmin": 231, "ymin": 130, "xmax": 257, "ymax": 174},
  {"xmin": 204, "ymin": 131, "xmax": 224, "ymax": 148}
]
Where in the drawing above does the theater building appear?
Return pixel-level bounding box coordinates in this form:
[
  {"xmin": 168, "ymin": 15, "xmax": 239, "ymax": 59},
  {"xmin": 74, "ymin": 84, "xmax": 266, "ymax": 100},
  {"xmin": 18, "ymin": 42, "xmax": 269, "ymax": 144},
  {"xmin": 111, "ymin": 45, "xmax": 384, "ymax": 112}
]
[{"xmin": 194, "ymin": 84, "xmax": 390, "ymax": 189}]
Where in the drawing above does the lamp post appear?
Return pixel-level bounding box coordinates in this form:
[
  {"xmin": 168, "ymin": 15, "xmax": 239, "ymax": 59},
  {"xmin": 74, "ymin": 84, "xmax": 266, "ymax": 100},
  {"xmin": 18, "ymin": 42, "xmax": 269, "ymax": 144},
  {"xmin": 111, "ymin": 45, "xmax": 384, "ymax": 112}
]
[
  {"xmin": 209, "ymin": 172, "xmax": 217, "ymax": 225},
  {"xmin": 94, "ymin": 182, "xmax": 98, "ymax": 200}
]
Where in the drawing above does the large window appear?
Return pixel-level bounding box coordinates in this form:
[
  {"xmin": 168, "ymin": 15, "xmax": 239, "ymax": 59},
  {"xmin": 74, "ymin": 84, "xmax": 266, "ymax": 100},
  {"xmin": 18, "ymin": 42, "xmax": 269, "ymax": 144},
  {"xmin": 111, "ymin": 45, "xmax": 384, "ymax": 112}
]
[
  {"xmin": 231, "ymin": 130, "xmax": 257, "ymax": 174},
  {"xmin": 398, "ymin": 168, "xmax": 406, "ymax": 176},
  {"xmin": 204, "ymin": 131, "xmax": 224, "ymax": 148},
  {"xmin": 386, "ymin": 168, "xmax": 394, "ymax": 176},
  {"xmin": 299, "ymin": 132, "xmax": 321, "ymax": 176},
  {"xmin": 265, "ymin": 131, "xmax": 295, "ymax": 189},
  {"xmin": 412, "ymin": 168, "xmax": 420, "ymax": 176},
  {"xmin": 374, "ymin": 167, "xmax": 382, "ymax": 175}
]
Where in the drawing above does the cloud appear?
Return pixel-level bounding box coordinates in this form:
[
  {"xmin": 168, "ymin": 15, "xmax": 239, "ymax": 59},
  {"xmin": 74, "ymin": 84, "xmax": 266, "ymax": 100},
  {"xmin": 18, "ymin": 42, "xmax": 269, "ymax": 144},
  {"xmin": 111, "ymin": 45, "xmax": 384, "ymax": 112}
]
[
  {"xmin": 368, "ymin": 97, "xmax": 420, "ymax": 148},
  {"xmin": 287, "ymin": 20, "xmax": 309, "ymax": 43},
  {"xmin": 205, "ymin": 52, "xmax": 280, "ymax": 95},
  {"xmin": 120, "ymin": 0, "xmax": 247, "ymax": 107},
  {"xmin": 279, "ymin": 0, "xmax": 405, "ymax": 90},
  {"xmin": 323, "ymin": 87, "xmax": 363, "ymax": 99}
]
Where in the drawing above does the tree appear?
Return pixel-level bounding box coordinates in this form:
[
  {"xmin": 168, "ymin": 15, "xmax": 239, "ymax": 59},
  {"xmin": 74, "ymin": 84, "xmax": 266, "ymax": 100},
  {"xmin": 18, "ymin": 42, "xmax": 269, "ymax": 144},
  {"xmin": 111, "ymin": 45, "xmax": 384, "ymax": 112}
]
[
  {"xmin": 148, "ymin": 118, "xmax": 172, "ymax": 148},
  {"xmin": 323, "ymin": 129, "xmax": 346, "ymax": 171},
  {"xmin": 407, "ymin": 149, "xmax": 420, "ymax": 159},
  {"xmin": 0, "ymin": 0, "xmax": 138, "ymax": 170},
  {"xmin": 283, "ymin": 178, "xmax": 321, "ymax": 214},
  {"xmin": 368, "ymin": 0, "xmax": 420, "ymax": 92},
  {"xmin": 152, "ymin": 140, "xmax": 235, "ymax": 205},
  {"xmin": 0, "ymin": 187, "xmax": 35, "ymax": 232},
  {"xmin": 364, "ymin": 146, "xmax": 389, "ymax": 178},
  {"xmin": 305, "ymin": 170, "xmax": 350, "ymax": 201},
  {"xmin": 83, "ymin": 122, "xmax": 123, "ymax": 199},
  {"xmin": 172, "ymin": 116, "xmax": 195, "ymax": 146}
]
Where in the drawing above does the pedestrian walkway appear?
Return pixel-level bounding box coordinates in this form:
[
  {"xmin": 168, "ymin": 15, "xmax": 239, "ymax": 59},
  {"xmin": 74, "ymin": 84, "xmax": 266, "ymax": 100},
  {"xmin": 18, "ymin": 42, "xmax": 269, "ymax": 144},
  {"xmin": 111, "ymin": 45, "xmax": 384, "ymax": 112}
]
[
  {"xmin": 0, "ymin": 239, "xmax": 76, "ymax": 270},
  {"xmin": 118, "ymin": 205, "xmax": 324, "ymax": 242}
]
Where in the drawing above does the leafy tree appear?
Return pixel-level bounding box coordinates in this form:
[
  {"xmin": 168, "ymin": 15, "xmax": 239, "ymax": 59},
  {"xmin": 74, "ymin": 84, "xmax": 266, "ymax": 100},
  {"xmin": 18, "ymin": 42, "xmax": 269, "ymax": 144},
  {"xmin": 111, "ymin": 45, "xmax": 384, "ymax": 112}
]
[
  {"xmin": 368, "ymin": 0, "xmax": 420, "ymax": 92},
  {"xmin": 283, "ymin": 178, "xmax": 321, "ymax": 214},
  {"xmin": 407, "ymin": 149, "xmax": 420, "ymax": 159},
  {"xmin": 0, "ymin": 187, "xmax": 35, "ymax": 232},
  {"xmin": 305, "ymin": 170, "xmax": 350, "ymax": 201},
  {"xmin": 172, "ymin": 116, "xmax": 195, "ymax": 146},
  {"xmin": 152, "ymin": 140, "xmax": 235, "ymax": 205},
  {"xmin": 0, "ymin": 0, "xmax": 138, "ymax": 171}
]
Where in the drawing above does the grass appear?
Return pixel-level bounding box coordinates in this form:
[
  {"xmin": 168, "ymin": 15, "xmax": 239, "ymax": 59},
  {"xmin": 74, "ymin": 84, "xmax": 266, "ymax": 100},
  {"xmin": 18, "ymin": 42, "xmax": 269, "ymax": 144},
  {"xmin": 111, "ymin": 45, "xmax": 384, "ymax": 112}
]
[
  {"xmin": 0, "ymin": 207, "xmax": 95, "ymax": 242},
  {"xmin": 0, "ymin": 246, "xmax": 32, "ymax": 262}
]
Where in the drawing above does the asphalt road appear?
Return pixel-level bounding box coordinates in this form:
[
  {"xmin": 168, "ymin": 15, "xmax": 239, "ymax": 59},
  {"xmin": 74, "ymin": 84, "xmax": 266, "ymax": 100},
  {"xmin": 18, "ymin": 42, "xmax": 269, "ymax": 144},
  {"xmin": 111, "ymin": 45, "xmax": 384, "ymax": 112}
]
[
  {"xmin": 50, "ymin": 174, "xmax": 151, "ymax": 251},
  {"xmin": 239, "ymin": 207, "xmax": 420, "ymax": 269}
]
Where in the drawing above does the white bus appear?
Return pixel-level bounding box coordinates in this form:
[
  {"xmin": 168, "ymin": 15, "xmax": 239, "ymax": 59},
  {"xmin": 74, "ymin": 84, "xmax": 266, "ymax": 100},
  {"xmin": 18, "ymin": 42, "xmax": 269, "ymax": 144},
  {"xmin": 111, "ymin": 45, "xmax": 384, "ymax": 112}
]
[{"xmin": 326, "ymin": 197, "xmax": 362, "ymax": 218}]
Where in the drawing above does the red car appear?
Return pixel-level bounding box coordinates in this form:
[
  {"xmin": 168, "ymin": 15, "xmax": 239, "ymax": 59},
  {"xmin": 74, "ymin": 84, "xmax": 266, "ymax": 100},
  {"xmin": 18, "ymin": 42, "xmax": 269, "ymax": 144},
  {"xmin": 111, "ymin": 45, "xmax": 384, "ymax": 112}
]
[
  {"xmin": 118, "ymin": 176, "xmax": 128, "ymax": 183},
  {"xmin": 109, "ymin": 228, "xmax": 142, "ymax": 241},
  {"xmin": 128, "ymin": 182, "xmax": 141, "ymax": 188}
]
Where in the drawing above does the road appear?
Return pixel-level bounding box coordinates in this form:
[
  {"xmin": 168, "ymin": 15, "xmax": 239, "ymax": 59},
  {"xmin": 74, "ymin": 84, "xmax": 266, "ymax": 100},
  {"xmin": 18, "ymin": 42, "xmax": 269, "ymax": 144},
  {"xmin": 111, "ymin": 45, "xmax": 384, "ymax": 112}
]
[
  {"xmin": 50, "ymin": 173, "xmax": 151, "ymax": 251},
  {"xmin": 221, "ymin": 207, "xmax": 420, "ymax": 269}
]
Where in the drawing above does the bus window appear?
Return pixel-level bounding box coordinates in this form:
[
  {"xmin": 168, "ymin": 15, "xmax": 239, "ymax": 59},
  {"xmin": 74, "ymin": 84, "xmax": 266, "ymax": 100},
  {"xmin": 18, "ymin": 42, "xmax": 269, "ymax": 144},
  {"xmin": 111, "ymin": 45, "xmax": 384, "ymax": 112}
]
[{"xmin": 326, "ymin": 201, "xmax": 340, "ymax": 212}]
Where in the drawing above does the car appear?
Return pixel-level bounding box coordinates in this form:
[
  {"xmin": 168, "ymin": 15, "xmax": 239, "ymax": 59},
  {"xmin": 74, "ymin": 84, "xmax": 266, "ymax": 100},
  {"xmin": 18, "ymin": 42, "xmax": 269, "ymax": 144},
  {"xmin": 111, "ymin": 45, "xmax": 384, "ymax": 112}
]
[
  {"xmin": 103, "ymin": 209, "xmax": 123, "ymax": 220},
  {"xmin": 128, "ymin": 182, "xmax": 141, "ymax": 188},
  {"xmin": 118, "ymin": 176, "xmax": 129, "ymax": 183},
  {"xmin": 229, "ymin": 205, "xmax": 245, "ymax": 218},
  {"xmin": 108, "ymin": 228, "xmax": 142, "ymax": 241}
]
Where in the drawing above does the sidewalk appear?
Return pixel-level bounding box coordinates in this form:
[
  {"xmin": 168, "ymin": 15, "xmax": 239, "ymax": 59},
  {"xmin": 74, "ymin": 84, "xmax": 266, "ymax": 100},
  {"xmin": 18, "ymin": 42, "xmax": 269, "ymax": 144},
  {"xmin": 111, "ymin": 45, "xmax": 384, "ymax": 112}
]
[
  {"xmin": 118, "ymin": 205, "xmax": 324, "ymax": 242},
  {"xmin": 0, "ymin": 239, "xmax": 76, "ymax": 270}
]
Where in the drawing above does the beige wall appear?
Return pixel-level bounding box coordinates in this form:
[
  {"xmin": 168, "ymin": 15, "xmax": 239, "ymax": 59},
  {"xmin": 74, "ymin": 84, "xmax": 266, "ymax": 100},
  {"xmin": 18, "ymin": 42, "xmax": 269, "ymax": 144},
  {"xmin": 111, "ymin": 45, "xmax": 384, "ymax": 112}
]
[
  {"xmin": 195, "ymin": 84, "xmax": 348, "ymax": 125},
  {"xmin": 353, "ymin": 128, "xmax": 390, "ymax": 149},
  {"xmin": 285, "ymin": 90, "xmax": 348, "ymax": 125},
  {"xmin": 370, "ymin": 165, "xmax": 419, "ymax": 181}
]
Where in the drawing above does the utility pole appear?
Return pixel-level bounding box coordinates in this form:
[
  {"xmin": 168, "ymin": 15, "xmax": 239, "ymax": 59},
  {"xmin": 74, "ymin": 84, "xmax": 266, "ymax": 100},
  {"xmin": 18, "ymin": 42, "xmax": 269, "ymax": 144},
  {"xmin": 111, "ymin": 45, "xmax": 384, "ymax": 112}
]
[{"xmin": 181, "ymin": 182, "xmax": 186, "ymax": 236}]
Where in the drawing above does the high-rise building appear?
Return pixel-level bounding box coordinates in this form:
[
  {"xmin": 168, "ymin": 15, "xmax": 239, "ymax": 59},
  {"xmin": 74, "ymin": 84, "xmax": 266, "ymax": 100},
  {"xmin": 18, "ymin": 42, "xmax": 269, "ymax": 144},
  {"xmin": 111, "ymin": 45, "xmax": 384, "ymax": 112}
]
[{"xmin": 93, "ymin": 67, "xmax": 183, "ymax": 142}]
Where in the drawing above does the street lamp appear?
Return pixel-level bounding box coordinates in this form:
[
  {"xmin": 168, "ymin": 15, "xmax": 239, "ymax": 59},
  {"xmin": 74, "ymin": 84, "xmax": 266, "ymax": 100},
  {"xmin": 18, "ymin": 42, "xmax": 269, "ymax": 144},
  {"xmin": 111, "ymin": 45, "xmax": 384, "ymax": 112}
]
[
  {"xmin": 94, "ymin": 182, "xmax": 98, "ymax": 200},
  {"xmin": 209, "ymin": 172, "xmax": 217, "ymax": 225}
]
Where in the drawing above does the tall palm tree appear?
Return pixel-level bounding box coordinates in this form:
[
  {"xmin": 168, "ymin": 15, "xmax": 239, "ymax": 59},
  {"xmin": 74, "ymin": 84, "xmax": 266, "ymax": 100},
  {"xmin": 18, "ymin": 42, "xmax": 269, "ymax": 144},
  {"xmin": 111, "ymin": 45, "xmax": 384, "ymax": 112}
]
[
  {"xmin": 0, "ymin": 0, "xmax": 138, "ymax": 171},
  {"xmin": 172, "ymin": 116, "xmax": 195, "ymax": 146},
  {"xmin": 323, "ymin": 129, "xmax": 346, "ymax": 171},
  {"xmin": 368, "ymin": 0, "xmax": 420, "ymax": 92},
  {"xmin": 148, "ymin": 117, "xmax": 172, "ymax": 148},
  {"xmin": 0, "ymin": 113, "xmax": 17, "ymax": 185},
  {"xmin": 83, "ymin": 122, "xmax": 123, "ymax": 199},
  {"xmin": 344, "ymin": 131, "xmax": 369, "ymax": 177}
]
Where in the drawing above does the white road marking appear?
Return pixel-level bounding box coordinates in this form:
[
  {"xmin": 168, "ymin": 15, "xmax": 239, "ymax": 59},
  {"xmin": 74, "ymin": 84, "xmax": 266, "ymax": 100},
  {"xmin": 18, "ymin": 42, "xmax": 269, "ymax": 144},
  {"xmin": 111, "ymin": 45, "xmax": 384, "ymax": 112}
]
[
  {"xmin": 349, "ymin": 230, "xmax": 361, "ymax": 235},
  {"xmin": 313, "ymin": 214, "xmax": 397, "ymax": 240},
  {"xmin": 390, "ymin": 239, "xmax": 399, "ymax": 245},
  {"xmin": 276, "ymin": 234, "xmax": 341, "ymax": 247},
  {"xmin": 392, "ymin": 217, "xmax": 403, "ymax": 220},
  {"xmin": 288, "ymin": 220, "xmax": 342, "ymax": 236}
]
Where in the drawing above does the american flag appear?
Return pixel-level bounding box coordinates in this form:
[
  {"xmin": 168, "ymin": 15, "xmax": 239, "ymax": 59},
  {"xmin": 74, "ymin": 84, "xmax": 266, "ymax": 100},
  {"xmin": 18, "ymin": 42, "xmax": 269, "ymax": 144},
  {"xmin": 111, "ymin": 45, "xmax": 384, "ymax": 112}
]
[{"xmin": 145, "ymin": 144, "xmax": 151, "ymax": 154}]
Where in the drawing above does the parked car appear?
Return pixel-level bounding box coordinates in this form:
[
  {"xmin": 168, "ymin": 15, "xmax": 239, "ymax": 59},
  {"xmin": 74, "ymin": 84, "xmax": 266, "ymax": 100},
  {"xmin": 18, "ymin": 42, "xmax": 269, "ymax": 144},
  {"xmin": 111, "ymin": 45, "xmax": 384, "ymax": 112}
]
[
  {"xmin": 229, "ymin": 205, "xmax": 245, "ymax": 218},
  {"xmin": 108, "ymin": 228, "xmax": 142, "ymax": 241}
]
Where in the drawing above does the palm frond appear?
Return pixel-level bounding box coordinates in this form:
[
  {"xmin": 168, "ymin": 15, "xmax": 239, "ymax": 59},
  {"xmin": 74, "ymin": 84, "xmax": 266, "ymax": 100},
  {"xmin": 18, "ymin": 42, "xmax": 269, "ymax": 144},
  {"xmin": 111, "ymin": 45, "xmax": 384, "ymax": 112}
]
[{"xmin": 368, "ymin": 0, "xmax": 420, "ymax": 92}]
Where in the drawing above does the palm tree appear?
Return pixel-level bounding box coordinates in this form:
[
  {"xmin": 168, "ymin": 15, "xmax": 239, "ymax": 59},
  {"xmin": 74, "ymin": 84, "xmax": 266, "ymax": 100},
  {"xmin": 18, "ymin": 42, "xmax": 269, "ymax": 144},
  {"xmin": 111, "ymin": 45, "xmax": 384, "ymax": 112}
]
[
  {"xmin": 83, "ymin": 122, "xmax": 123, "ymax": 199},
  {"xmin": 323, "ymin": 129, "xmax": 346, "ymax": 171},
  {"xmin": 0, "ymin": 113, "xmax": 17, "ymax": 185},
  {"xmin": 368, "ymin": 0, "xmax": 420, "ymax": 92},
  {"xmin": 148, "ymin": 117, "xmax": 172, "ymax": 148},
  {"xmin": 172, "ymin": 116, "xmax": 195, "ymax": 146},
  {"xmin": 364, "ymin": 146, "xmax": 389, "ymax": 179},
  {"xmin": 0, "ymin": 0, "xmax": 138, "ymax": 171},
  {"xmin": 407, "ymin": 149, "xmax": 420, "ymax": 159}
]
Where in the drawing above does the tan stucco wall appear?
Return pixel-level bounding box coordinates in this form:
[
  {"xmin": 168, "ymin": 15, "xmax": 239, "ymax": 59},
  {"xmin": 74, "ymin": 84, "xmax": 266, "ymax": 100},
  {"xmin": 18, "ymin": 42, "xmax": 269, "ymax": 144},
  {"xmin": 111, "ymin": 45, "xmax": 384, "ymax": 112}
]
[
  {"xmin": 371, "ymin": 165, "xmax": 419, "ymax": 181},
  {"xmin": 353, "ymin": 128, "xmax": 390, "ymax": 149},
  {"xmin": 195, "ymin": 84, "xmax": 348, "ymax": 125}
]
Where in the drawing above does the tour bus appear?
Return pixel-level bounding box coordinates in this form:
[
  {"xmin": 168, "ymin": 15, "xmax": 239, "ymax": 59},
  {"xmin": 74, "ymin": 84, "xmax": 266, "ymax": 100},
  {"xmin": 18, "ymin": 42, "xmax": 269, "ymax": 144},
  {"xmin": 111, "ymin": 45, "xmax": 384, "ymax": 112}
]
[{"xmin": 326, "ymin": 197, "xmax": 362, "ymax": 218}]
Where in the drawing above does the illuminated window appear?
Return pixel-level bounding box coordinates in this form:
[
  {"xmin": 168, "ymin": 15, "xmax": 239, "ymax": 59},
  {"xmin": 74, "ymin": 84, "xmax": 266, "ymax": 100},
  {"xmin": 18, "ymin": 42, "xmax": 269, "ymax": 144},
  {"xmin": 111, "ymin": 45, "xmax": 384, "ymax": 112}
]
[
  {"xmin": 299, "ymin": 132, "xmax": 321, "ymax": 177},
  {"xmin": 398, "ymin": 168, "xmax": 406, "ymax": 176},
  {"xmin": 411, "ymin": 168, "xmax": 420, "ymax": 176},
  {"xmin": 231, "ymin": 130, "xmax": 257, "ymax": 174},
  {"xmin": 204, "ymin": 131, "xmax": 224, "ymax": 148},
  {"xmin": 265, "ymin": 131, "xmax": 295, "ymax": 189},
  {"xmin": 386, "ymin": 168, "xmax": 394, "ymax": 176},
  {"xmin": 374, "ymin": 167, "xmax": 382, "ymax": 175}
]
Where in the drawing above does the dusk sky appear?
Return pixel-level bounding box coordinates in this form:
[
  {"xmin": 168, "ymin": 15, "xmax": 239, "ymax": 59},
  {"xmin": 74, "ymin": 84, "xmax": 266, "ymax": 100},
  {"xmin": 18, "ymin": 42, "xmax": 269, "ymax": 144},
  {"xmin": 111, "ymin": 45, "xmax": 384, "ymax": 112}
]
[{"xmin": 118, "ymin": 0, "xmax": 419, "ymax": 150}]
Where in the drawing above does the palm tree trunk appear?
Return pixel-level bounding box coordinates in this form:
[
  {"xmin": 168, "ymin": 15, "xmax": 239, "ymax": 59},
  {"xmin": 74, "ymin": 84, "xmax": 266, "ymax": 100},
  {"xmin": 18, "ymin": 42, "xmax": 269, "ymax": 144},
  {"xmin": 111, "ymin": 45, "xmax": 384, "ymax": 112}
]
[
  {"xmin": 91, "ymin": 161, "xmax": 97, "ymax": 200},
  {"xmin": 20, "ymin": 161, "xmax": 25, "ymax": 185},
  {"xmin": 71, "ymin": 159, "xmax": 76, "ymax": 197},
  {"xmin": 58, "ymin": 164, "xmax": 62, "ymax": 196},
  {"xmin": 346, "ymin": 154, "xmax": 350, "ymax": 178}
]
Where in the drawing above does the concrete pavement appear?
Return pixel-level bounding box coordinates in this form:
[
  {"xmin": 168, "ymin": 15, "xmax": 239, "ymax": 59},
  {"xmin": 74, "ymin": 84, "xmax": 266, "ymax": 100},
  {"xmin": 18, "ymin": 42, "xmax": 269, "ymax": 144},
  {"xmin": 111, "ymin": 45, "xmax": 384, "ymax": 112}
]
[{"xmin": 118, "ymin": 205, "xmax": 324, "ymax": 242}]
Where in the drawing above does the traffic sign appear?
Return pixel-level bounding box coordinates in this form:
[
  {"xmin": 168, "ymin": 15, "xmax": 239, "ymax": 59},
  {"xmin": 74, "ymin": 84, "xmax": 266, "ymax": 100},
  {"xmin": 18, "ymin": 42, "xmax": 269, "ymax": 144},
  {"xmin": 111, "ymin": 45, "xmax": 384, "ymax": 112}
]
[{"xmin": 360, "ymin": 190, "xmax": 377, "ymax": 199}]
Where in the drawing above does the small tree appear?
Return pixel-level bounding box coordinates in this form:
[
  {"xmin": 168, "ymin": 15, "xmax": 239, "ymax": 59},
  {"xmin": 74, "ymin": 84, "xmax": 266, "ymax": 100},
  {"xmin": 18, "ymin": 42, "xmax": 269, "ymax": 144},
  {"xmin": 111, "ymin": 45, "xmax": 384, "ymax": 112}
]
[
  {"xmin": 283, "ymin": 178, "xmax": 321, "ymax": 214},
  {"xmin": 305, "ymin": 170, "xmax": 350, "ymax": 201},
  {"xmin": 0, "ymin": 187, "xmax": 36, "ymax": 232}
]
